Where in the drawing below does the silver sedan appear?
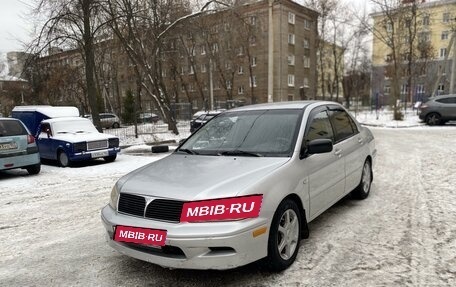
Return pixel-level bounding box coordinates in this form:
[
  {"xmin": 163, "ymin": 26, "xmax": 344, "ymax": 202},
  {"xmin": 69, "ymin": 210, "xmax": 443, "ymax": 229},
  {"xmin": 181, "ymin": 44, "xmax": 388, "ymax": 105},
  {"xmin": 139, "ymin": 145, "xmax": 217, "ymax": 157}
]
[{"xmin": 101, "ymin": 101, "xmax": 376, "ymax": 271}]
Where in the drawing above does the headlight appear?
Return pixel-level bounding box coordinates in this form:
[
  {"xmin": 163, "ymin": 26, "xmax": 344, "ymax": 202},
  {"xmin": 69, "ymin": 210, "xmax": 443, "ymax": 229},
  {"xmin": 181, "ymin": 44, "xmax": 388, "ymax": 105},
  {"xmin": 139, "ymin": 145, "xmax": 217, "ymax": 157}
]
[{"xmin": 109, "ymin": 184, "xmax": 120, "ymax": 210}]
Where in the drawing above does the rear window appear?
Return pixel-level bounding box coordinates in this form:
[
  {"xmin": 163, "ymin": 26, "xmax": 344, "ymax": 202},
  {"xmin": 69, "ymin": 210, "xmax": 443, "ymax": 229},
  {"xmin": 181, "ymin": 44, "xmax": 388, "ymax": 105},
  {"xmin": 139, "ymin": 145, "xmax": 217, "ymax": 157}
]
[{"xmin": 0, "ymin": 120, "xmax": 28, "ymax": 136}]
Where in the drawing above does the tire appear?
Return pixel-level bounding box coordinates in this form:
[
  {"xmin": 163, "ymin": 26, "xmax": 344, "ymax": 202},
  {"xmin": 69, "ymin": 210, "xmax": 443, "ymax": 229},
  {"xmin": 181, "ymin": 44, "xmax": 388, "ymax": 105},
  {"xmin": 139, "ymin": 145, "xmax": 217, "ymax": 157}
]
[
  {"xmin": 352, "ymin": 160, "xmax": 372, "ymax": 200},
  {"xmin": 26, "ymin": 164, "xmax": 41, "ymax": 175},
  {"xmin": 58, "ymin": 151, "xmax": 71, "ymax": 167},
  {"xmin": 112, "ymin": 122, "xmax": 120, "ymax": 129},
  {"xmin": 426, "ymin": 113, "xmax": 441, "ymax": 126},
  {"xmin": 265, "ymin": 199, "xmax": 301, "ymax": 271},
  {"xmin": 103, "ymin": 155, "xmax": 117, "ymax": 162}
]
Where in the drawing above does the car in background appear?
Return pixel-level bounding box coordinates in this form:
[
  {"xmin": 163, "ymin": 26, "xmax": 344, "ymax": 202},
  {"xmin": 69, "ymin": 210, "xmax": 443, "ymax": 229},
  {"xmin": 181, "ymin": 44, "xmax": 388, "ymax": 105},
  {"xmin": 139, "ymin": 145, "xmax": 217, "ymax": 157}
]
[
  {"xmin": 137, "ymin": 112, "xmax": 160, "ymax": 123},
  {"xmin": 102, "ymin": 101, "xmax": 376, "ymax": 271},
  {"xmin": 84, "ymin": 113, "xmax": 121, "ymax": 129},
  {"xmin": 37, "ymin": 117, "xmax": 120, "ymax": 167},
  {"xmin": 418, "ymin": 94, "xmax": 456, "ymax": 125},
  {"xmin": 0, "ymin": 118, "xmax": 41, "ymax": 175},
  {"xmin": 190, "ymin": 110, "xmax": 222, "ymax": 133},
  {"xmin": 100, "ymin": 113, "xmax": 121, "ymax": 129}
]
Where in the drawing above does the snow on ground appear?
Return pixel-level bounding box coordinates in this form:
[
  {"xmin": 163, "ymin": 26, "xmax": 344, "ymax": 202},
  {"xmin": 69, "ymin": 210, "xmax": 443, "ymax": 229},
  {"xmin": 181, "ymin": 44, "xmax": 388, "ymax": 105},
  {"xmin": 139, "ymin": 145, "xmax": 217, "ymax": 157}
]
[{"xmin": 1, "ymin": 114, "xmax": 456, "ymax": 286}]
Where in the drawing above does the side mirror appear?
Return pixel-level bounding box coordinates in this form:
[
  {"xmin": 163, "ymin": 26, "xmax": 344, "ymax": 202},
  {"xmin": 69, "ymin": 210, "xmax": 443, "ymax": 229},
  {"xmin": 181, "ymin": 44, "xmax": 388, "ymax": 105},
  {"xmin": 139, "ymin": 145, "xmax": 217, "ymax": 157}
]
[{"xmin": 301, "ymin": 139, "xmax": 333, "ymax": 158}]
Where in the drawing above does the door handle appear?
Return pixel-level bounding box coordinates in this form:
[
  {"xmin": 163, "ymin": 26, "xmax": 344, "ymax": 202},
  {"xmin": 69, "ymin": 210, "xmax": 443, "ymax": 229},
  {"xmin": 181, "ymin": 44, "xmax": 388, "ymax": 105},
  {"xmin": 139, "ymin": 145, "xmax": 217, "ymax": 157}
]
[
  {"xmin": 358, "ymin": 138, "xmax": 364, "ymax": 144},
  {"xmin": 334, "ymin": 149, "xmax": 342, "ymax": 157}
]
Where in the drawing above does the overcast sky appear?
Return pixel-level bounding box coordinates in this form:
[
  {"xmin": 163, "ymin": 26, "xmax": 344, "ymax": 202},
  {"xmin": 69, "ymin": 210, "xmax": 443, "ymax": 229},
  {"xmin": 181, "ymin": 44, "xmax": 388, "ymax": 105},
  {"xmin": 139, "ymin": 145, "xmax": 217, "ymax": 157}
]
[{"xmin": 0, "ymin": 0, "xmax": 373, "ymax": 53}]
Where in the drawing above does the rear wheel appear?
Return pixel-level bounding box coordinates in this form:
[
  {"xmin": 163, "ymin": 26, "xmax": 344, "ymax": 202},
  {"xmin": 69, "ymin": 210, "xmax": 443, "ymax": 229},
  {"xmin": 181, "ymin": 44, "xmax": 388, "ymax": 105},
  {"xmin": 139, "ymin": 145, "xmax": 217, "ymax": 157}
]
[
  {"xmin": 352, "ymin": 160, "xmax": 372, "ymax": 199},
  {"xmin": 26, "ymin": 164, "xmax": 41, "ymax": 175},
  {"xmin": 58, "ymin": 151, "xmax": 70, "ymax": 167},
  {"xmin": 103, "ymin": 155, "xmax": 117, "ymax": 162},
  {"xmin": 265, "ymin": 199, "xmax": 301, "ymax": 271},
  {"xmin": 426, "ymin": 113, "xmax": 441, "ymax": 126}
]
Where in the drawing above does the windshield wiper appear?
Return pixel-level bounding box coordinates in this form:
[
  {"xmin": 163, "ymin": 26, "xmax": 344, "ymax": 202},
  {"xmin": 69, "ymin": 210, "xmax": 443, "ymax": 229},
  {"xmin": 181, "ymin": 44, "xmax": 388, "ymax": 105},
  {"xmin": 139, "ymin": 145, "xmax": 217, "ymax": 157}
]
[
  {"xmin": 219, "ymin": 150, "xmax": 263, "ymax": 157},
  {"xmin": 177, "ymin": 148, "xmax": 199, "ymax": 155}
]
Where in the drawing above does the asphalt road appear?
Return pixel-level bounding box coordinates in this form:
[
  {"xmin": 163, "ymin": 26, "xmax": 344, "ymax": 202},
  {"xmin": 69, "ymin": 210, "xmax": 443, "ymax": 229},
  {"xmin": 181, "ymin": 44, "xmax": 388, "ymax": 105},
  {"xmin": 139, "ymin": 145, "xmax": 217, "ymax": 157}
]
[{"xmin": 1, "ymin": 127, "xmax": 455, "ymax": 286}]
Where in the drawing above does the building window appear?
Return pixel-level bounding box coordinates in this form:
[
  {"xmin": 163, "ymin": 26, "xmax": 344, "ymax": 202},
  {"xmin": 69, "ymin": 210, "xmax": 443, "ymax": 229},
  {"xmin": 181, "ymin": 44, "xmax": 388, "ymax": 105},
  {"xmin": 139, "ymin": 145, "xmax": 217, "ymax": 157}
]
[
  {"xmin": 201, "ymin": 64, "xmax": 207, "ymax": 73},
  {"xmin": 181, "ymin": 84, "xmax": 185, "ymax": 92},
  {"xmin": 303, "ymin": 38, "xmax": 309, "ymax": 49},
  {"xmin": 189, "ymin": 65, "xmax": 194, "ymax": 75},
  {"xmin": 251, "ymin": 57, "xmax": 257, "ymax": 67},
  {"xmin": 303, "ymin": 56, "xmax": 310, "ymax": 68},
  {"xmin": 250, "ymin": 16, "xmax": 256, "ymax": 26},
  {"xmin": 180, "ymin": 67, "xmax": 185, "ymax": 75},
  {"xmin": 288, "ymin": 94, "xmax": 294, "ymax": 101},
  {"xmin": 441, "ymin": 31, "xmax": 449, "ymax": 40},
  {"xmin": 212, "ymin": 43, "xmax": 219, "ymax": 53},
  {"xmin": 250, "ymin": 76, "xmax": 257, "ymax": 87},
  {"xmin": 422, "ymin": 15, "xmax": 430, "ymax": 26},
  {"xmin": 443, "ymin": 12, "xmax": 450, "ymax": 23},
  {"xmin": 304, "ymin": 19, "xmax": 311, "ymax": 29},
  {"xmin": 303, "ymin": 77, "xmax": 309, "ymax": 88},
  {"xmin": 226, "ymin": 80, "xmax": 232, "ymax": 90},
  {"xmin": 288, "ymin": 54, "xmax": 295, "ymax": 66},
  {"xmin": 249, "ymin": 36, "xmax": 256, "ymax": 46},
  {"xmin": 189, "ymin": 84, "xmax": 194, "ymax": 92},
  {"xmin": 384, "ymin": 84, "xmax": 391, "ymax": 94},
  {"xmin": 288, "ymin": 34, "xmax": 295, "ymax": 45},
  {"xmin": 438, "ymin": 83, "xmax": 444, "ymax": 93},
  {"xmin": 418, "ymin": 32, "xmax": 430, "ymax": 42},
  {"xmin": 238, "ymin": 46, "xmax": 244, "ymax": 56},
  {"xmin": 440, "ymin": 48, "xmax": 447, "ymax": 58},
  {"xmin": 288, "ymin": 74, "xmax": 295, "ymax": 87},
  {"xmin": 224, "ymin": 23, "xmax": 230, "ymax": 31},
  {"xmin": 238, "ymin": 65, "xmax": 244, "ymax": 74},
  {"xmin": 288, "ymin": 12, "xmax": 295, "ymax": 24},
  {"xmin": 401, "ymin": 84, "xmax": 408, "ymax": 95},
  {"xmin": 238, "ymin": 85, "xmax": 244, "ymax": 94},
  {"xmin": 417, "ymin": 84, "xmax": 425, "ymax": 94},
  {"xmin": 201, "ymin": 45, "xmax": 206, "ymax": 55},
  {"xmin": 225, "ymin": 62, "xmax": 231, "ymax": 70},
  {"xmin": 386, "ymin": 22, "xmax": 393, "ymax": 33}
]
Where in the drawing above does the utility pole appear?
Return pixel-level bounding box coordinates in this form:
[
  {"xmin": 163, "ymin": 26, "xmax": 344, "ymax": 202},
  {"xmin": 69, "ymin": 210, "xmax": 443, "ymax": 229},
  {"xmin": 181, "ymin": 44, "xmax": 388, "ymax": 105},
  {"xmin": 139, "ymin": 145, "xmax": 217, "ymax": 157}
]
[
  {"xmin": 450, "ymin": 29, "xmax": 456, "ymax": 94},
  {"xmin": 267, "ymin": 0, "xmax": 274, "ymax": 102}
]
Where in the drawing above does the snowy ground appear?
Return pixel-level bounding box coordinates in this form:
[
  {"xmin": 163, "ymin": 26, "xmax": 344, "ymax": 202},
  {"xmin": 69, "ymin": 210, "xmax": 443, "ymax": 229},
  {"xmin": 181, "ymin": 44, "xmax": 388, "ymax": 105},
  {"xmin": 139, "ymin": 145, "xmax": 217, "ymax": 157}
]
[{"xmin": 1, "ymin": 123, "xmax": 456, "ymax": 286}]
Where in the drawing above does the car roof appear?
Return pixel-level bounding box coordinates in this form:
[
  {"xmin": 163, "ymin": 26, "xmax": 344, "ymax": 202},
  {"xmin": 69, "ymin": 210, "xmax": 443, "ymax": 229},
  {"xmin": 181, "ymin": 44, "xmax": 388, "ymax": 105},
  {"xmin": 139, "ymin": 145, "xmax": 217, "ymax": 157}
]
[
  {"xmin": 228, "ymin": 101, "xmax": 336, "ymax": 112},
  {"xmin": 43, "ymin": 117, "xmax": 90, "ymax": 123}
]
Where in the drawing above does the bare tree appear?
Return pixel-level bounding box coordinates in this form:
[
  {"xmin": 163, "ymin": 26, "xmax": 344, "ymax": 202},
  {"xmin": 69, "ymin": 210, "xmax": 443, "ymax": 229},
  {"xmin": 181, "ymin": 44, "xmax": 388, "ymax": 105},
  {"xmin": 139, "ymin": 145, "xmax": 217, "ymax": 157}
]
[{"xmin": 30, "ymin": 0, "xmax": 112, "ymax": 130}]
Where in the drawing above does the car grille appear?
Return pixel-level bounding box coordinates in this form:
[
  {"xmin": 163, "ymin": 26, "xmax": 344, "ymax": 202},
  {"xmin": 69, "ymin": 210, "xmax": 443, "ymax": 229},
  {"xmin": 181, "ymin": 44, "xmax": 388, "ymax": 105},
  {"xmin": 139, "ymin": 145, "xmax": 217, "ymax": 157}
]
[
  {"xmin": 118, "ymin": 193, "xmax": 146, "ymax": 217},
  {"xmin": 87, "ymin": 140, "xmax": 108, "ymax": 151},
  {"xmin": 118, "ymin": 193, "xmax": 185, "ymax": 223}
]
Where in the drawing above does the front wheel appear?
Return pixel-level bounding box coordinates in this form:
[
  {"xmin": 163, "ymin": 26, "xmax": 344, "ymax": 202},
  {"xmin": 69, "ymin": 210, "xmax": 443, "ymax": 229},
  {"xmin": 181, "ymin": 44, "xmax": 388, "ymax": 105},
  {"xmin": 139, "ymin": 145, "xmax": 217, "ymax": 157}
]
[
  {"xmin": 265, "ymin": 199, "xmax": 301, "ymax": 271},
  {"xmin": 58, "ymin": 151, "xmax": 71, "ymax": 167},
  {"xmin": 426, "ymin": 113, "xmax": 441, "ymax": 126},
  {"xmin": 103, "ymin": 155, "xmax": 117, "ymax": 162},
  {"xmin": 352, "ymin": 160, "xmax": 372, "ymax": 199}
]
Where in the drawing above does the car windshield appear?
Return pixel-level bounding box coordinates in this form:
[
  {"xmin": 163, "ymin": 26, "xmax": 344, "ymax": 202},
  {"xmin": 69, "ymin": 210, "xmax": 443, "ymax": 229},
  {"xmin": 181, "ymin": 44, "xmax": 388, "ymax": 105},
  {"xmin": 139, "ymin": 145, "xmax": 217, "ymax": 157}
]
[
  {"xmin": 179, "ymin": 109, "xmax": 303, "ymax": 157},
  {"xmin": 52, "ymin": 119, "xmax": 99, "ymax": 134}
]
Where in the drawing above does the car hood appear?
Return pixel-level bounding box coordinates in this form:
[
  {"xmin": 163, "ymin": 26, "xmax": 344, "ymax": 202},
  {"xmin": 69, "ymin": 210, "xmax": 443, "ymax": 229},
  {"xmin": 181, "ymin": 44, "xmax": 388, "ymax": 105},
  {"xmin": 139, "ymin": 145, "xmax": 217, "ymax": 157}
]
[
  {"xmin": 53, "ymin": 132, "xmax": 116, "ymax": 143},
  {"xmin": 118, "ymin": 154, "xmax": 290, "ymax": 201}
]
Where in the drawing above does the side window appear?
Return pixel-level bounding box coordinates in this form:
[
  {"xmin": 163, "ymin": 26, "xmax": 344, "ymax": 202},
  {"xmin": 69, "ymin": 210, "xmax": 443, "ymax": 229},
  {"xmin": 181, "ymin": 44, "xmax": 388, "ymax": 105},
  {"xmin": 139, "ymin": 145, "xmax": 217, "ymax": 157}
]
[
  {"xmin": 41, "ymin": 123, "xmax": 52, "ymax": 136},
  {"xmin": 305, "ymin": 110, "xmax": 334, "ymax": 143},
  {"xmin": 328, "ymin": 109, "xmax": 358, "ymax": 142},
  {"xmin": 436, "ymin": 97, "xmax": 456, "ymax": 104}
]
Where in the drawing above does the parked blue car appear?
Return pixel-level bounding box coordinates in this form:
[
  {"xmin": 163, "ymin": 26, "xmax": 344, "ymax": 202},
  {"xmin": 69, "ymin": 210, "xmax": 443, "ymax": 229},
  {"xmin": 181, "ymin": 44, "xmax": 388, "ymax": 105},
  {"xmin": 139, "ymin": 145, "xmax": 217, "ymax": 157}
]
[
  {"xmin": 0, "ymin": 118, "xmax": 41, "ymax": 174},
  {"xmin": 12, "ymin": 106, "xmax": 121, "ymax": 167}
]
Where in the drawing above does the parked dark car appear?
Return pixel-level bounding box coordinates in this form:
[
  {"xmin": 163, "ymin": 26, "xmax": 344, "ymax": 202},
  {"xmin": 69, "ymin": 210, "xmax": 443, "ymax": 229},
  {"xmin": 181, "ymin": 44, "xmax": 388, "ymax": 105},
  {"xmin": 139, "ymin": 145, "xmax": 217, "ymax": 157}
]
[
  {"xmin": 418, "ymin": 94, "xmax": 456, "ymax": 125},
  {"xmin": 137, "ymin": 112, "xmax": 160, "ymax": 123},
  {"xmin": 190, "ymin": 111, "xmax": 222, "ymax": 133},
  {"xmin": 0, "ymin": 118, "xmax": 41, "ymax": 174}
]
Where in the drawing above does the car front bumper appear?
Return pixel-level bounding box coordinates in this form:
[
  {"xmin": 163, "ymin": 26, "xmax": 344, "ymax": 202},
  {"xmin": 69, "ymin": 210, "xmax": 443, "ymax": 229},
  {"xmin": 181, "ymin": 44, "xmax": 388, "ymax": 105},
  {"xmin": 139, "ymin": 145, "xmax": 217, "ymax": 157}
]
[
  {"xmin": 101, "ymin": 204, "xmax": 270, "ymax": 270},
  {"xmin": 70, "ymin": 147, "xmax": 120, "ymax": 161}
]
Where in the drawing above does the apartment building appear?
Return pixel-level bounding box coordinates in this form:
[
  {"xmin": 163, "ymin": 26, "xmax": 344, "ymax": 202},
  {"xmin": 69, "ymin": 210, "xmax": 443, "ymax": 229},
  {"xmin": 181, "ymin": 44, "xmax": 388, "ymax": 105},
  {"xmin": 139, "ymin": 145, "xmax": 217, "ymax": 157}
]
[
  {"xmin": 162, "ymin": 0, "xmax": 319, "ymax": 110},
  {"xmin": 371, "ymin": 0, "xmax": 456, "ymax": 106}
]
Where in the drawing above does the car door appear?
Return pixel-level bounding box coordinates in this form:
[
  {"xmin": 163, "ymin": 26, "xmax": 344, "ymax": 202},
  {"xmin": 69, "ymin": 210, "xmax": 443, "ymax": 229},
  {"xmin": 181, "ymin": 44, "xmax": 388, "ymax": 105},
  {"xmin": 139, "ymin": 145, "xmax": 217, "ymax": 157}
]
[
  {"xmin": 299, "ymin": 107, "xmax": 345, "ymax": 219},
  {"xmin": 437, "ymin": 97, "xmax": 456, "ymax": 120},
  {"xmin": 327, "ymin": 106, "xmax": 364, "ymax": 195},
  {"xmin": 36, "ymin": 122, "xmax": 54, "ymax": 159}
]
